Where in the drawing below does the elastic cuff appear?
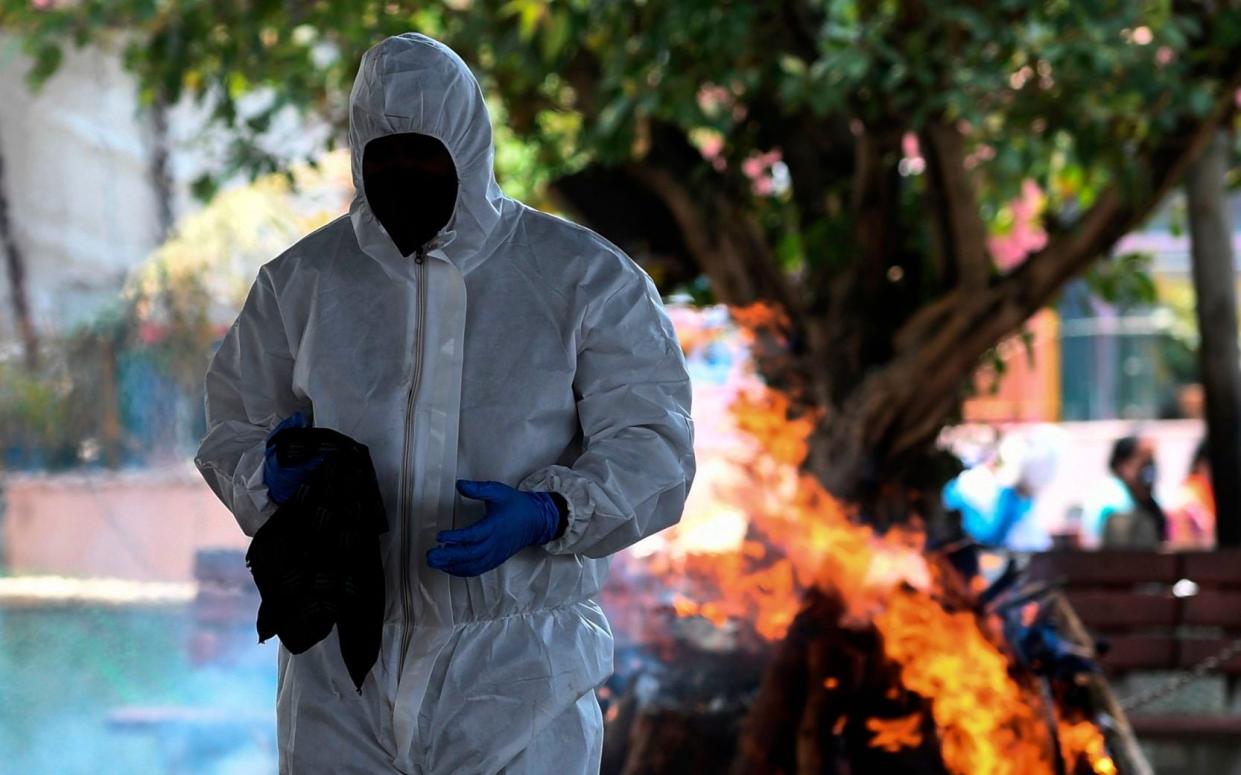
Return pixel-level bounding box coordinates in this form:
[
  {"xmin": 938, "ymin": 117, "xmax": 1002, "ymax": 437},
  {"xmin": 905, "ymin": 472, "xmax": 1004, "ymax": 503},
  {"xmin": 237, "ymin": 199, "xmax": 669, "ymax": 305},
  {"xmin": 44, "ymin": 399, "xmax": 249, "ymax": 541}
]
[
  {"xmin": 519, "ymin": 465, "xmax": 593, "ymax": 554},
  {"xmin": 549, "ymin": 492, "xmax": 569, "ymax": 541},
  {"xmin": 240, "ymin": 439, "xmax": 280, "ymax": 536}
]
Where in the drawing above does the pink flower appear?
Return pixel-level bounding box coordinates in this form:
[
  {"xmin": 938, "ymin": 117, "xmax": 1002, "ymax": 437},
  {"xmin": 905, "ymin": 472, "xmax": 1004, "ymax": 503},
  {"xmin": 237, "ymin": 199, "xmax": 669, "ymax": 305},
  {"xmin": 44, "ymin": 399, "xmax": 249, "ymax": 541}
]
[
  {"xmin": 1156, "ymin": 46, "xmax": 1176, "ymax": 66},
  {"xmin": 902, "ymin": 132, "xmax": 921, "ymax": 161},
  {"xmin": 139, "ymin": 322, "xmax": 165, "ymax": 345},
  {"xmin": 740, "ymin": 149, "xmax": 783, "ymax": 196},
  {"xmin": 964, "ymin": 143, "xmax": 996, "ymax": 170},
  {"xmin": 988, "ymin": 180, "xmax": 1047, "ymax": 272},
  {"xmin": 741, "ymin": 149, "xmax": 781, "ymax": 178},
  {"xmin": 697, "ymin": 134, "xmax": 729, "ymax": 171},
  {"xmin": 696, "ymin": 84, "xmax": 733, "ymax": 114}
]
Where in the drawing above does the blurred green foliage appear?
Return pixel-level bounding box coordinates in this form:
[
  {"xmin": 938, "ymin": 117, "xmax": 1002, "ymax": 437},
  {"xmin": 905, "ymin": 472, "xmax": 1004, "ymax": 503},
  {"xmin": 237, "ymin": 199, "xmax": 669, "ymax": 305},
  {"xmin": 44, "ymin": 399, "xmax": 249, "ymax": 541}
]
[
  {"xmin": 0, "ymin": 153, "xmax": 355, "ymax": 470},
  {"xmin": 2, "ymin": 0, "xmax": 1238, "ymax": 474},
  {"xmin": 1085, "ymin": 251, "xmax": 1160, "ymax": 311},
  {"xmin": 0, "ymin": 319, "xmax": 122, "ymax": 469},
  {"xmin": 0, "ymin": 1, "xmax": 1225, "ymax": 238}
]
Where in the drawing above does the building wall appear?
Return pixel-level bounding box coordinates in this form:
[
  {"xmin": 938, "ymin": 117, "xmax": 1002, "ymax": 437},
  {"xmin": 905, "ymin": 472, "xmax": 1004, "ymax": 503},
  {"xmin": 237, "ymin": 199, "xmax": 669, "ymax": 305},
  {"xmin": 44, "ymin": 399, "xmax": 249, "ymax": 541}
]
[
  {"xmin": 0, "ymin": 33, "xmax": 173, "ymax": 349},
  {"xmin": 0, "ymin": 33, "xmax": 326, "ymax": 357},
  {"xmin": 962, "ymin": 309, "xmax": 1060, "ymax": 423},
  {"xmin": 1, "ymin": 464, "xmax": 248, "ymax": 582}
]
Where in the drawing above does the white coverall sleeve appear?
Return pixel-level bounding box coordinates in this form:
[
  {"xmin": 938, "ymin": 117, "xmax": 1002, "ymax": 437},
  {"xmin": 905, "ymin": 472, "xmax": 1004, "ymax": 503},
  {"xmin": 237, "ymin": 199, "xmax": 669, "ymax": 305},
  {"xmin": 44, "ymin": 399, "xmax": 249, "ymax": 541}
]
[
  {"xmin": 518, "ymin": 270, "xmax": 696, "ymax": 559},
  {"xmin": 193, "ymin": 266, "xmax": 305, "ymax": 538}
]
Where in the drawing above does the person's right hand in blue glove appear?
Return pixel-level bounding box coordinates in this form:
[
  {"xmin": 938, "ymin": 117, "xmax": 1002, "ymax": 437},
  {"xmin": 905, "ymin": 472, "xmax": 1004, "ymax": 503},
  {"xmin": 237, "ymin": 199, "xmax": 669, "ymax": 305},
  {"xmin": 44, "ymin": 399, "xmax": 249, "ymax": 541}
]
[
  {"xmin": 425, "ymin": 480, "xmax": 566, "ymax": 577},
  {"xmin": 263, "ymin": 410, "xmax": 328, "ymax": 505}
]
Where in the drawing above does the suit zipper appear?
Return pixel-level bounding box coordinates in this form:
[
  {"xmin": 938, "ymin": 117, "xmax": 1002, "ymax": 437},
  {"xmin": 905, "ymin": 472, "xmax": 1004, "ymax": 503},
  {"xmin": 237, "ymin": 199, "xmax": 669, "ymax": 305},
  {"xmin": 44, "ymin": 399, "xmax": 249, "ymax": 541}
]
[{"xmin": 397, "ymin": 245, "xmax": 428, "ymax": 682}]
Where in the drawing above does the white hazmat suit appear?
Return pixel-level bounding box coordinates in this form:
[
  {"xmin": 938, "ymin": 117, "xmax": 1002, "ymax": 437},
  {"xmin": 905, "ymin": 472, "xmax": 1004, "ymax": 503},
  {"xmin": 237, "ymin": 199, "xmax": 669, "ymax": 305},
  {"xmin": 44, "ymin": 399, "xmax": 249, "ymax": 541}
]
[{"xmin": 194, "ymin": 32, "xmax": 696, "ymax": 774}]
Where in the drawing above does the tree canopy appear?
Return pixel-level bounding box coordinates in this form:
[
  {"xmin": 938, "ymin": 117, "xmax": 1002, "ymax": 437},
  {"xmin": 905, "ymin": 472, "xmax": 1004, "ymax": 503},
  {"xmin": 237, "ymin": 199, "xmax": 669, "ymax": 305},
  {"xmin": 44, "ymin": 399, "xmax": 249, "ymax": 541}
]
[{"xmin": 5, "ymin": 0, "xmax": 1241, "ymax": 508}]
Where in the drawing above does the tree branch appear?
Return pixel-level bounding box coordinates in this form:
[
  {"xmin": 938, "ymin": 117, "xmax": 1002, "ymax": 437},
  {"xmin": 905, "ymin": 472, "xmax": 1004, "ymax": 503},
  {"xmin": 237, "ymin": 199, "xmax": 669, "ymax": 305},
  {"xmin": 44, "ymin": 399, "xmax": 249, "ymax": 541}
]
[
  {"xmin": 627, "ymin": 161, "xmax": 800, "ymax": 316},
  {"xmin": 0, "ymin": 129, "xmax": 38, "ymax": 371},
  {"xmin": 828, "ymin": 34, "xmax": 1241, "ymax": 485},
  {"xmin": 919, "ymin": 122, "xmax": 990, "ymax": 291}
]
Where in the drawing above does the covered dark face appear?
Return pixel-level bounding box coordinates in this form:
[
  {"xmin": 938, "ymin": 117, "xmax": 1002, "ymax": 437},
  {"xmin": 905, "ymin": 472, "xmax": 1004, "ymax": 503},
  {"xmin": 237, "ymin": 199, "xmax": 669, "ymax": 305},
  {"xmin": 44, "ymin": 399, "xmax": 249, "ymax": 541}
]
[{"xmin": 362, "ymin": 132, "xmax": 458, "ymax": 257}]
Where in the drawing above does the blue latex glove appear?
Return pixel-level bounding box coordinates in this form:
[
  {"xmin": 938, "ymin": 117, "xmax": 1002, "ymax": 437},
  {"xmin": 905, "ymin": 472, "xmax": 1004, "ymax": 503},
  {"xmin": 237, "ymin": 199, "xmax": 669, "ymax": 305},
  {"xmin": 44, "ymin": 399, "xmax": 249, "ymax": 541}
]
[
  {"xmin": 263, "ymin": 411, "xmax": 328, "ymax": 505},
  {"xmin": 426, "ymin": 480, "xmax": 562, "ymax": 577}
]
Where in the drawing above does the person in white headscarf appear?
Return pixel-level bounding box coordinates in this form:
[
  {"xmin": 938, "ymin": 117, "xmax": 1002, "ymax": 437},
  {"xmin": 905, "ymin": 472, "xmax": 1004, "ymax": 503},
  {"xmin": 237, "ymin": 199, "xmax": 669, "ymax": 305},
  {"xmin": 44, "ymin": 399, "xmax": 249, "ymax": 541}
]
[
  {"xmin": 943, "ymin": 424, "xmax": 1066, "ymax": 551},
  {"xmin": 194, "ymin": 32, "xmax": 696, "ymax": 774}
]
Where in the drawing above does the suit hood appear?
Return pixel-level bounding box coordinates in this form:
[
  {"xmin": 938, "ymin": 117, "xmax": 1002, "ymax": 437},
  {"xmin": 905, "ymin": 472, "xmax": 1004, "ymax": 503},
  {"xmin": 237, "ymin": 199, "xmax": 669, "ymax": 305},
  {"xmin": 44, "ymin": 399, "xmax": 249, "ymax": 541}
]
[{"xmin": 348, "ymin": 33, "xmax": 508, "ymax": 272}]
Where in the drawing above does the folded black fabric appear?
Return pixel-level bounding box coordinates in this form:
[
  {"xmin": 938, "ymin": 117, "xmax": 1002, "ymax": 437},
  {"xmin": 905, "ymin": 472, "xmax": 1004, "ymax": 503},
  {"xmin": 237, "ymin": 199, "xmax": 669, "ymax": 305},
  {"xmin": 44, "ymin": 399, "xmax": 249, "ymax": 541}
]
[{"xmin": 245, "ymin": 426, "xmax": 388, "ymax": 694}]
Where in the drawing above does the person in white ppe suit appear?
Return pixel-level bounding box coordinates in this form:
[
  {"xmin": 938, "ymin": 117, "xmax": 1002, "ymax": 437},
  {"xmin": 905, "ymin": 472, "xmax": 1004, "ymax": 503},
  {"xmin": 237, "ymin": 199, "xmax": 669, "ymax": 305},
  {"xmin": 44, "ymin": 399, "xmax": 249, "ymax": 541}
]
[{"xmin": 193, "ymin": 32, "xmax": 695, "ymax": 774}]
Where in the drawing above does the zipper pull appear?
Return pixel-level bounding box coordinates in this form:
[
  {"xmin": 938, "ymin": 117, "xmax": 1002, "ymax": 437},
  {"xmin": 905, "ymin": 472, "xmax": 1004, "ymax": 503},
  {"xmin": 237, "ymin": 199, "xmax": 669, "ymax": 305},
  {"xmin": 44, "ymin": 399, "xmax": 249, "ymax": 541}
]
[{"xmin": 414, "ymin": 246, "xmax": 425, "ymax": 265}]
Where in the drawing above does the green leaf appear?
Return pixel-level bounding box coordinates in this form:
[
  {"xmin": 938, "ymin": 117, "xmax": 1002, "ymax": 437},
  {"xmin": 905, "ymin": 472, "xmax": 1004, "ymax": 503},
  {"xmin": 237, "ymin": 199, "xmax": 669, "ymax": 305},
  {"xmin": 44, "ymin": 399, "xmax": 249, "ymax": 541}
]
[
  {"xmin": 1187, "ymin": 85, "xmax": 1216, "ymax": 118},
  {"xmin": 500, "ymin": 0, "xmax": 544, "ymax": 41},
  {"xmin": 775, "ymin": 230, "xmax": 804, "ymax": 272},
  {"xmin": 26, "ymin": 43, "xmax": 63, "ymax": 88},
  {"xmin": 1019, "ymin": 327, "xmax": 1037, "ymax": 368},
  {"xmin": 190, "ymin": 174, "xmax": 219, "ymax": 203},
  {"xmin": 540, "ymin": 10, "xmax": 572, "ymax": 62},
  {"xmin": 595, "ymin": 94, "xmax": 632, "ymax": 139},
  {"xmin": 1086, "ymin": 251, "xmax": 1157, "ymax": 310},
  {"xmin": 779, "ymin": 55, "xmax": 807, "ymax": 76}
]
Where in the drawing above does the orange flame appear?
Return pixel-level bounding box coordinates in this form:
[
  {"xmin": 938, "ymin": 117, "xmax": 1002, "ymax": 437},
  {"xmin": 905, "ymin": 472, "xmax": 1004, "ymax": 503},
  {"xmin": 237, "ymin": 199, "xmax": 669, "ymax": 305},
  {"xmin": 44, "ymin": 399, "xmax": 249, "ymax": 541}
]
[
  {"xmin": 729, "ymin": 301, "xmax": 791, "ymax": 344},
  {"xmin": 875, "ymin": 590, "xmax": 1051, "ymax": 773},
  {"xmin": 1059, "ymin": 719, "xmax": 1118, "ymax": 775},
  {"xmin": 620, "ymin": 307, "xmax": 1114, "ymax": 775},
  {"xmin": 867, "ymin": 713, "xmax": 924, "ymax": 753}
]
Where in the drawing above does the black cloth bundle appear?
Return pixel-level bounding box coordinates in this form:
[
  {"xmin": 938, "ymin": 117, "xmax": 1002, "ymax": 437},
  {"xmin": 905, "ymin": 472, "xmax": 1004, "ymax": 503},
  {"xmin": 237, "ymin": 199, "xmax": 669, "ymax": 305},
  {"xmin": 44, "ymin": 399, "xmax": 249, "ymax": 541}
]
[{"xmin": 245, "ymin": 426, "xmax": 388, "ymax": 694}]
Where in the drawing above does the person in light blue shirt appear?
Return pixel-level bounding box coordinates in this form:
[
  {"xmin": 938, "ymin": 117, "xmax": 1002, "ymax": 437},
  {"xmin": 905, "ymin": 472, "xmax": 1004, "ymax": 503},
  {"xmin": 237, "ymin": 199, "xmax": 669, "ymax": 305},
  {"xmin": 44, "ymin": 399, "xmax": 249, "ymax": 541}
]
[
  {"xmin": 943, "ymin": 473, "xmax": 1034, "ymax": 547},
  {"xmin": 943, "ymin": 425, "xmax": 1066, "ymax": 551},
  {"xmin": 1080, "ymin": 435, "xmax": 1165, "ymax": 549},
  {"xmin": 1080, "ymin": 473, "xmax": 1135, "ymax": 548}
]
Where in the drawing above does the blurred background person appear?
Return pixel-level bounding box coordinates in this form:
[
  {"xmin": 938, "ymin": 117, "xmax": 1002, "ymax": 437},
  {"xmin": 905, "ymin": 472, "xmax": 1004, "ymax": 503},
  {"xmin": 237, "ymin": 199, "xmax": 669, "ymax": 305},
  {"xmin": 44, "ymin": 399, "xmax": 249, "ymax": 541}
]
[
  {"xmin": 1166, "ymin": 438, "xmax": 1216, "ymax": 550},
  {"xmin": 1080, "ymin": 434, "xmax": 1167, "ymax": 549},
  {"xmin": 943, "ymin": 424, "xmax": 1067, "ymax": 551}
]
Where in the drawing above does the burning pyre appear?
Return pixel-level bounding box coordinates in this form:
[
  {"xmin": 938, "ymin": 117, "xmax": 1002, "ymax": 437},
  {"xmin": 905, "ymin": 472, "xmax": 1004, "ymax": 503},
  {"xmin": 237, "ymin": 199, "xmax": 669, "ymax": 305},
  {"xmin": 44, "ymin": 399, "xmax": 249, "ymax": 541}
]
[{"xmin": 598, "ymin": 304, "xmax": 1117, "ymax": 775}]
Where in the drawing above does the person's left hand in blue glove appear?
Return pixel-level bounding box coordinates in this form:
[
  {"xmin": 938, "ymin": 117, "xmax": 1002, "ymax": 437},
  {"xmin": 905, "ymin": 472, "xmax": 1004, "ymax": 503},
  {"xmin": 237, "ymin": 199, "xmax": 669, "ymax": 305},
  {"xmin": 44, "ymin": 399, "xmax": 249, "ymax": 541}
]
[
  {"xmin": 263, "ymin": 410, "xmax": 330, "ymax": 505},
  {"xmin": 426, "ymin": 480, "xmax": 568, "ymax": 577}
]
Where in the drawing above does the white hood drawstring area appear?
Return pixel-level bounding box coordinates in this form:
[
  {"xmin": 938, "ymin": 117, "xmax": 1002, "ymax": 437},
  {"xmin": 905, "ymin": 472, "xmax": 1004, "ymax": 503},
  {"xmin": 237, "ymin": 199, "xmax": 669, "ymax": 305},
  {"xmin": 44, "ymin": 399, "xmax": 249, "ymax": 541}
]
[{"xmin": 348, "ymin": 33, "xmax": 510, "ymax": 275}]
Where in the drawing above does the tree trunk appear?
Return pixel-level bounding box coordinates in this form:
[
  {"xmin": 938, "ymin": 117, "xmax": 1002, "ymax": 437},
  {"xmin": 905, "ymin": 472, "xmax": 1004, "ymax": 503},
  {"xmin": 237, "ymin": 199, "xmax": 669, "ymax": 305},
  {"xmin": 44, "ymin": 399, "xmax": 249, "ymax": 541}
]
[
  {"xmin": 1186, "ymin": 127, "xmax": 1241, "ymax": 548},
  {"xmin": 0, "ymin": 129, "xmax": 39, "ymax": 371},
  {"xmin": 147, "ymin": 92, "xmax": 175, "ymax": 244},
  {"xmin": 732, "ymin": 588, "xmax": 953, "ymax": 774},
  {"xmin": 548, "ymin": 51, "xmax": 1241, "ymax": 516},
  {"xmin": 98, "ymin": 336, "xmax": 124, "ymax": 468}
]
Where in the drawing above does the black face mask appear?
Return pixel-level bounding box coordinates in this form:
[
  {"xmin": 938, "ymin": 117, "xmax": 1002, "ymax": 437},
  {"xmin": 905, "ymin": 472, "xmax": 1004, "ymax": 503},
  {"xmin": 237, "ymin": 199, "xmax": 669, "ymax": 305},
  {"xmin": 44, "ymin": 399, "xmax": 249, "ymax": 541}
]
[{"xmin": 362, "ymin": 132, "xmax": 458, "ymax": 257}]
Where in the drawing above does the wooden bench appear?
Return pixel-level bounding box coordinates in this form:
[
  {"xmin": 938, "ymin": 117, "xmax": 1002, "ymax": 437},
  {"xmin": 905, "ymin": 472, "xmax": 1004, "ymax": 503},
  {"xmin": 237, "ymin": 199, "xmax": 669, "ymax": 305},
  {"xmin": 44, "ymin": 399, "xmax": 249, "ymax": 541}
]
[{"xmin": 1028, "ymin": 549, "xmax": 1241, "ymax": 741}]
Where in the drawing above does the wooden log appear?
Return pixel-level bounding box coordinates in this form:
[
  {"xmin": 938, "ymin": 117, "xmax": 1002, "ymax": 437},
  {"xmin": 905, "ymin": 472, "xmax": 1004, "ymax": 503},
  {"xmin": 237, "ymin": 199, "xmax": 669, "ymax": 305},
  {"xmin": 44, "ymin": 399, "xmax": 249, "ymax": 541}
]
[
  {"xmin": 608, "ymin": 586, "xmax": 1132, "ymax": 774},
  {"xmin": 732, "ymin": 589, "xmax": 836, "ymax": 774},
  {"xmin": 733, "ymin": 588, "xmax": 949, "ymax": 774},
  {"xmin": 601, "ymin": 642, "xmax": 767, "ymax": 775},
  {"xmin": 601, "ymin": 683, "xmax": 641, "ymax": 775},
  {"xmin": 618, "ymin": 704, "xmax": 746, "ymax": 775},
  {"xmin": 1048, "ymin": 591, "xmax": 1154, "ymax": 775}
]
